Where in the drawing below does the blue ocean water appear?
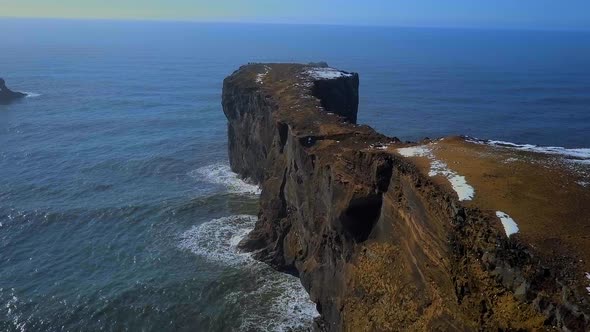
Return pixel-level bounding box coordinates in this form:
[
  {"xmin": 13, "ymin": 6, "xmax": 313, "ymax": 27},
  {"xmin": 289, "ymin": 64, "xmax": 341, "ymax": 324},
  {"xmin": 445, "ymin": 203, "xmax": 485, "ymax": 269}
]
[{"xmin": 1, "ymin": 19, "xmax": 589, "ymax": 331}]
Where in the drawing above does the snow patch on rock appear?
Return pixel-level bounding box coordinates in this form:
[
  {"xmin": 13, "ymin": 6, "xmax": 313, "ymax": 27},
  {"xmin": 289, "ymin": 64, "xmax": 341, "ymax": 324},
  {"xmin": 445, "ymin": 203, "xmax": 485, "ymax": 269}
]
[
  {"xmin": 256, "ymin": 65, "xmax": 271, "ymax": 84},
  {"xmin": 496, "ymin": 211, "xmax": 519, "ymax": 237},
  {"xmin": 397, "ymin": 145, "xmax": 475, "ymax": 201}
]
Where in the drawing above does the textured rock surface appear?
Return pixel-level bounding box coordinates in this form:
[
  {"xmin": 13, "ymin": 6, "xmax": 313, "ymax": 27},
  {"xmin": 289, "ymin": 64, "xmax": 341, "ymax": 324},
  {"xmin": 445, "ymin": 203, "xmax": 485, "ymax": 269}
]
[
  {"xmin": 222, "ymin": 63, "xmax": 590, "ymax": 331},
  {"xmin": 0, "ymin": 78, "xmax": 26, "ymax": 104}
]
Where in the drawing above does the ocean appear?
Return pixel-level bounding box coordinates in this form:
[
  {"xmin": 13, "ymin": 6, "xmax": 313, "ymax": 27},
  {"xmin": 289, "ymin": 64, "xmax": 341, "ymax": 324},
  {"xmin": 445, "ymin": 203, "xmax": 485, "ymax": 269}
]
[{"xmin": 1, "ymin": 19, "xmax": 589, "ymax": 331}]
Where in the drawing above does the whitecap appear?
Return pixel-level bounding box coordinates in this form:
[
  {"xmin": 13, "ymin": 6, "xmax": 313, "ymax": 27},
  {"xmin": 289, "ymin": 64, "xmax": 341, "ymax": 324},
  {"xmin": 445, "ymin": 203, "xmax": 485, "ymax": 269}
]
[
  {"xmin": 189, "ymin": 163, "xmax": 261, "ymax": 195},
  {"xmin": 1, "ymin": 288, "xmax": 26, "ymax": 332},
  {"xmin": 178, "ymin": 215, "xmax": 257, "ymax": 265},
  {"xmin": 178, "ymin": 215, "xmax": 319, "ymax": 331},
  {"xmin": 23, "ymin": 92, "xmax": 41, "ymax": 98},
  {"xmin": 466, "ymin": 137, "xmax": 590, "ymax": 164},
  {"xmin": 496, "ymin": 211, "xmax": 519, "ymax": 237}
]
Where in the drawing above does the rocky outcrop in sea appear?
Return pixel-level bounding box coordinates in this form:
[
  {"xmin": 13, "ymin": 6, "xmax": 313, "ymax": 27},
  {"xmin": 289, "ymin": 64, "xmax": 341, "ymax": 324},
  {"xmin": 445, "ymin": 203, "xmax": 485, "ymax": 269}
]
[{"xmin": 0, "ymin": 78, "xmax": 27, "ymax": 104}]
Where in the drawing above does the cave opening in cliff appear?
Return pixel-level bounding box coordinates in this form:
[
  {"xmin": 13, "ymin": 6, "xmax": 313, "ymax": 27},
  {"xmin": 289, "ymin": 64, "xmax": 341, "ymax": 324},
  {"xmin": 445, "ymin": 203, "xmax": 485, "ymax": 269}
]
[
  {"xmin": 340, "ymin": 194, "xmax": 383, "ymax": 242},
  {"xmin": 278, "ymin": 122, "xmax": 289, "ymax": 153}
]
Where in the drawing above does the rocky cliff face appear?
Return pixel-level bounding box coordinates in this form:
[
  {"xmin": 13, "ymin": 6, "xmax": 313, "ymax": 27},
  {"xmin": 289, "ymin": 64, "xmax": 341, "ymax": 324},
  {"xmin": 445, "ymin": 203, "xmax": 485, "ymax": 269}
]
[{"xmin": 222, "ymin": 63, "xmax": 590, "ymax": 331}]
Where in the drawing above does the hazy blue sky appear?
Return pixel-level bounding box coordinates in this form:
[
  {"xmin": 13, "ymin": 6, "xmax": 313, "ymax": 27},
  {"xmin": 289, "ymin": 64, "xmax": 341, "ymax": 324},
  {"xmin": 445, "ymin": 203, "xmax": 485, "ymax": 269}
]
[{"xmin": 1, "ymin": 0, "xmax": 589, "ymax": 30}]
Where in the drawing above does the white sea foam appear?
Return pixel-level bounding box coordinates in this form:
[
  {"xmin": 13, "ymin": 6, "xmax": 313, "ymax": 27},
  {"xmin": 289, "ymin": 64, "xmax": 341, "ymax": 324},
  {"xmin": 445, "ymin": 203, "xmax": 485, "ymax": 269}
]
[
  {"xmin": 189, "ymin": 163, "xmax": 261, "ymax": 195},
  {"xmin": 23, "ymin": 92, "xmax": 41, "ymax": 98},
  {"xmin": 179, "ymin": 215, "xmax": 319, "ymax": 331},
  {"xmin": 179, "ymin": 215, "xmax": 256, "ymax": 265},
  {"xmin": 397, "ymin": 145, "xmax": 475, "ymax": 201},
  {"xmin": 585, "ymin": 272, "xmax": 590, "ymax": 295},
  {"xmin": 496, "ymin": 211, "xmax": 519, "ymax": 237},
  {"xmin": 305, "ymin": 67, "xmax": 353, "ymax": 80},
  {"xmin": 467, "ymin": 138, "xmax": 590, "ymax": 164},
  {"xmin": 1, "ymin": 289, "xmax": 26, "ymax": 332}
]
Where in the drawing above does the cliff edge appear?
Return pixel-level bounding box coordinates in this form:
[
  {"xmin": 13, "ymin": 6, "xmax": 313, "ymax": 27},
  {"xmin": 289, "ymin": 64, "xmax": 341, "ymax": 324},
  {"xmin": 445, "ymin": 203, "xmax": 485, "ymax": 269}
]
[{"xmin": 222, "ymin": 63, "xmax": 590, "ymax": 331}]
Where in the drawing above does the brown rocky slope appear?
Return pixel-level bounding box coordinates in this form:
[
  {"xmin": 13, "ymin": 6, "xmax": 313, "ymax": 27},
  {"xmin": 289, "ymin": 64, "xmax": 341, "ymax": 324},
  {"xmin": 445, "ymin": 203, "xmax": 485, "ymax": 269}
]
[{"xmin": 221, "ymin": 63, "xmax": 590, "ymax": 331}]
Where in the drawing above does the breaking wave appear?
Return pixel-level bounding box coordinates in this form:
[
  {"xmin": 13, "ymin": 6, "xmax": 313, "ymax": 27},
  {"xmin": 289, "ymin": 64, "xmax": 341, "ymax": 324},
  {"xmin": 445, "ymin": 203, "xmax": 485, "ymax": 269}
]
[
  {"xmin": 23, "ymin": 92, "xmax": 41, "ymax": 98},
  {"xmin": 466, "ymin": 137, "xmax": 590, "ymax": 164},
  {"xmin": 189, "ymin": 163, "xmax": 261, "ymax": 195},
  {"xmin": 178, "ymin": 215, "xmax": 318, "ymax": 331}
]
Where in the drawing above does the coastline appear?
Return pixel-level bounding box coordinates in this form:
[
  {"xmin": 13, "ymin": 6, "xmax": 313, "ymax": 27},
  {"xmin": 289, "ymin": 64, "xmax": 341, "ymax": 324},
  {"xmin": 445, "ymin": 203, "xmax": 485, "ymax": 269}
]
[{"xmin": 222, "ymin": 63, "xmax": 590, "ymax": 330}]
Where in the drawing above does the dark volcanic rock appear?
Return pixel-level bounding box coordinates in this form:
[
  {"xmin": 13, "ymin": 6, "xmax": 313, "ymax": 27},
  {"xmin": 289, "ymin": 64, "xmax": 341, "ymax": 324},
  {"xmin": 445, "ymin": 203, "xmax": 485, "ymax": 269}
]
[
  {"xmin": 0, "ymin": 78, "xmax": 27, "ymax": 104},
  {"xmin": 222, "ymin": 63, "xmax": 589, "ymax": 331}
]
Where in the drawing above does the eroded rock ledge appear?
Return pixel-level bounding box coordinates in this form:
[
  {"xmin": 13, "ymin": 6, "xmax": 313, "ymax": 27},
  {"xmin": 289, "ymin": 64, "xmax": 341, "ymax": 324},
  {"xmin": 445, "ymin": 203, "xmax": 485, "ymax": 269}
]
[{"xmin": 222, "ymin": 63, "xmax": 590, "ymax": 331}]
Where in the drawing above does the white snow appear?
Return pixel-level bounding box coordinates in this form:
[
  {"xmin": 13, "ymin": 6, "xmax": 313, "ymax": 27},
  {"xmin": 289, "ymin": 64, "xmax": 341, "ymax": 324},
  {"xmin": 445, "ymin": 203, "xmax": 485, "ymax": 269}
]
[
  {"xmin": 305, "ymin": 67, "xmax": 353, "ymax": 80},
  {"xmin": 442, "ymin": 174, "xmax": 474, "ymax": 201},
  {"xmin": 397, "ymin": 146, "xmax": 431, "ymax": 158},
  {"xmin": 256, "ymin": 66, "xmax": 270, "ymax": 84},
  {"xmin": 397, "ymin": 145, "xmax": 475, "ymax": 201},
  {"xmin": 496, "ymin": 211, "xmax": 519, "ymax": 237}
]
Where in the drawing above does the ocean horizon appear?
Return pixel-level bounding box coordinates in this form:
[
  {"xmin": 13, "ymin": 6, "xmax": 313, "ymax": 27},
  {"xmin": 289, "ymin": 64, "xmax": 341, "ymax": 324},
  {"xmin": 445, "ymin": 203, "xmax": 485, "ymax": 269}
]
[{"xmin": 1, "ymin": 18, "xmax": 589, "ymax": 331}]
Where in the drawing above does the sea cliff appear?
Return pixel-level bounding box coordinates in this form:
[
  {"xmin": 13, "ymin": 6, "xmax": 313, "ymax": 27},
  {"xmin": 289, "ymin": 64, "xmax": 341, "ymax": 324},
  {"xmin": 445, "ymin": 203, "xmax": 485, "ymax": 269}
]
[{"xmin": 222, "ymin": 63, "xmax": 590, "ymax": 331}]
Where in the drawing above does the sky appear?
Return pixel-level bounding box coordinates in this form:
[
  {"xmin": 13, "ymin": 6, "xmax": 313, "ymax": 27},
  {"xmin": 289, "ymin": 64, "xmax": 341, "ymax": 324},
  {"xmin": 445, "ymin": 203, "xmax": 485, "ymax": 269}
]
[{"xmin": 1, "ymin": 0, "xmax": 589, "ymax": 30}]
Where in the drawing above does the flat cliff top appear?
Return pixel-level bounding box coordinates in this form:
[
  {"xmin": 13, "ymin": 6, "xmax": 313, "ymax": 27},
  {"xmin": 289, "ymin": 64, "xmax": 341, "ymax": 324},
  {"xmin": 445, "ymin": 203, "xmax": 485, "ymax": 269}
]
[
  {"xmin": 224, "ymin": 63, "xmax": 401, "ymax": 187},
  {"xmin": 225, "ymin": 63, "xmax": 394, "ymax": 142},
  {"xmin": 394, "ymin": 136, "xmax": 590, "ymax": 276}
]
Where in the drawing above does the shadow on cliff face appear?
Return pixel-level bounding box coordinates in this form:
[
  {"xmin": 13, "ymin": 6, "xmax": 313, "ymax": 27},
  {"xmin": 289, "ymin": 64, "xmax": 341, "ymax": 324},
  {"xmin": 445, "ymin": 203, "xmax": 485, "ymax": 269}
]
[
  {"xmin": 340, "ymin": 194, "xmax": 383, "ymax": 242},
  {"xmin": 311, "ymin": 75, "xmax": 359, "ymax": 123}
]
